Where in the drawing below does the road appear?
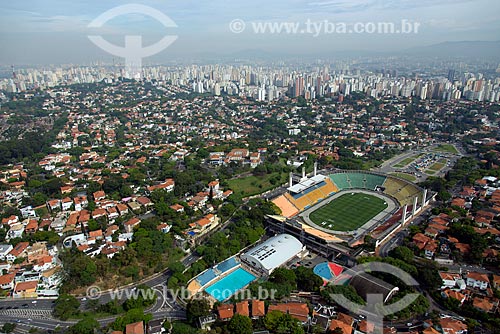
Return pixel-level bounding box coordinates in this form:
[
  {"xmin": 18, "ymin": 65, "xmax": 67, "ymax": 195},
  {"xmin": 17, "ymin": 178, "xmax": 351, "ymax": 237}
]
[
  {"xmin": 378, "ymin": 208, "xmax": 429, "ymax": 257},
  {"xmin": 0, "ymin": 250, "xmax": 198, "ymax": 332},
  {"xmin": 0, "ymin": 309, "xmax": 187, "ymax": 333}
]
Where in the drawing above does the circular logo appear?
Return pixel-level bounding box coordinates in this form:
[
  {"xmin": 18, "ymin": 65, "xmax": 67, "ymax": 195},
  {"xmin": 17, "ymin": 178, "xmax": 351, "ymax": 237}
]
[{"xmin": 229, "ymin": 19, "xmax": 246, "ymax": 34}]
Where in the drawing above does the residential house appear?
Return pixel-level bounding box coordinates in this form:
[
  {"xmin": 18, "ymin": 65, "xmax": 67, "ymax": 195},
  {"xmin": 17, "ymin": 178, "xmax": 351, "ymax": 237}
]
[
  {"xmin": 124, "ymin": 217, "xmax": 141, "ymax": 233},
  {"xmin": 33, "ymin": 255, "xmax": 54, "ymax": 272},
  {"xmin": 146, "ymin": 179, "xmax": 175, "ymax": 193},
  {"xmin": 13, "ymin": 280, "xmax": 38, "ymax": 298},
  {"xmin": 268, "ymin": 303, "xmax": 309, "ymax": 323},
  {"xmin": 1, "ymin": 215, "xmax": 19, "ymax": 226},
  {"xmin": 61, "ymin": 197, "xmax": 73, "ymax": 211},
  {"xmin": 473, "ymin": 297, "xmax": 496, "ymax": 313},
  {"xmin": 0, "ymin": 273, "xmax": 16, "ymax": 290},
  {"xmin": 6, "ymin": 242, "xmax": 29, "ymax": 262},
  {"xmin": 157, "ymin": 223, "xmax": 171, "ymax": 234},
  {"xmin": 0, "ymin": 244, "xmax": 13, "ymax": 261},
  {"xmin": 466, "ymin": 272, "xmax": 490, "ymax": 290},
  {"xmin": 169, "ymin": 204, "xmax": 184, "ymax": 213},
  {"xmin": 492, "ymin": 275, "xmax": 500, "ymax": 289},
  {"xmin": 235, "ymin": 301, "xmax": 249, "ymax": 317},
  {"xmin": 93, "ymin": 190, "xmax": 106, "ymax": 202},
  {"xmin": 46, "ymin": 199, "xmax": 61, "ymax": 212},
  {"xmin": 424, "ymin": 240, "xmax": 438, "ymax": 258},
  {"xmin": 24, "ymin": 220, "xmax": 38, "ymax": 234},
  {"xmin": 251, "ymin": 299, "xmax": 265, "ymax": 318},
  {"xmin": 7, "ymin": 223, "xmax": 24, "ymax": 240},
  {"xmin": 127, "ymin": 201, "xmax": 142, "ymax": 214},
  {"xmin": 439, "ymin": 272, "xmax": 462, "ymax": 289},
  {"xmin": 442, "ymin": 289, "xmax": 467, "ymax": 305},
  {"xmin": 116, "ymin": 203, "xmax": 129, "ymax": 216},
  {"xmin": 126, "ymin": 321, "xmax": 144, "ymax": 334},
  {"xmin": 329, "ymin": 315, "xmax": 353, "ymax": 334},
  {"xmin": 217, "ymin": 304, "xmax": 234, "ymax": 321},
  {"xmin": 136, "ymin": 196, "xmax": 153, "ymax": 210},
  {"xmin": 73, "ymin": 196, "xmax": 88, "ymax": 211},
  {"xmin": 440, "ymin": 317, "xmax": 468, "ymax": 334}
]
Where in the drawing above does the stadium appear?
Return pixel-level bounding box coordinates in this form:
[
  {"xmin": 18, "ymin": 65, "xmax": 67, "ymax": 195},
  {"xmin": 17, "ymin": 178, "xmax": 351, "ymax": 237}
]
[{"xmin": 270, "ymin": 164, "xmax": 431, "ymax": 251}]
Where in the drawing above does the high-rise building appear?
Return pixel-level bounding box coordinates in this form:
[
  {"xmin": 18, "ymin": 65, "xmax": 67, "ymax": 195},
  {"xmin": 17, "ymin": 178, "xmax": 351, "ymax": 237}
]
[{"xmin": 447, "ymin": 69, "xmax": 455, "ymax": 82}]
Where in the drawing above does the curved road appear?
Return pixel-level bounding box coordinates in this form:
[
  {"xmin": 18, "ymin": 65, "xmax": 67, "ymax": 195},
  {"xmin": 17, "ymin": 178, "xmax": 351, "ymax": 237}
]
[{"xmin": 0, "ymin": 252, "xmax": 198, "ymax": 332}]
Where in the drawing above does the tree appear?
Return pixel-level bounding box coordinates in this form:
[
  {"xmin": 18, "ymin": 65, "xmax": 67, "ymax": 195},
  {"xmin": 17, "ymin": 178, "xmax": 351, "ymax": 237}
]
[
  {"xmin": 228, "ymin": 314, "xmax": 253, "ymax": 334},
  {"xmin": 60, "ymin": 250, "xmax": 98, "ymax": 290},
  {"xmin": 389, "ymin": 246, "xmax": 414, "ymax": 263},
  {"xmin": 295, "ymin": 266, "xmax": 324, "ymax": 292},
  {"xmin": 169, "ymin": 261, "xmax": 185, "ymax": 275},
  {"xmin": 171, "ymin": 322, "xmax": 200, "ymax": 334},
  {"xmin": 53, "ymin": 294, "xmax": 80, "ymax": 320},
  {"xmin": 270, "ymin": 268, "xmax": 297, "ymax": 287},
  {"xmin": 186, "ymin": 298, "xmax": 211, "ymax": 325},
  {"xmin": 112, "ymin": 308, "xmax": 152, "ymax": 331},
  {"xmin": 417, "ymin": 265, "xmax": 443, "ymax": 290},
  {"xmin": 264, "ymin": 310, "xmax": 305, "ymax": 334},
  {"xmin": 1, "ymin": 323, "xmax": 15, "ymax": 333},
  {"xmin": 322, "ymin": 285, "xmax": 365, "ymax": 305},
  {"xmin": 68, "ymin": 317, "xmax": 99, "ymax": 334}
]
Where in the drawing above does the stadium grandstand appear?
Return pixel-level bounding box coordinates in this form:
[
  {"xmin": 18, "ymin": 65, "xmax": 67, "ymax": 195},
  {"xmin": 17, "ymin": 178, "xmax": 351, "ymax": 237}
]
[
  {"xmin": 381, "ymin": 177, "xmax": 422, "ymax": 206},
  {"xmin": 328, "ymin": 172, "xmax": 387, "ymax": 191},
  {"xmin": 327, "ymin": 171, "xmax": 423, "ymax": 207},
  {"xmin": 273, "ymin": 169, "xmax": 424, "ymax": 217},
  {"xmin": 272, "ymin": 169, "xmax": 338, "ymax": 216},
  {"xmin": 269, "ymin": 168, "xmax": 429, "ymax": 252}
]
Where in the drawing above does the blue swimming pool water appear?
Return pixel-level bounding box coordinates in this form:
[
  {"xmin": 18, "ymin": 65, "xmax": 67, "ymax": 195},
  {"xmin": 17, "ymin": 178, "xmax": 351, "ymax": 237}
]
[
  {"xmin": 205, "ymin": 268, "xmax": 256, "ymax": 301},
  {"xmin": 314, "ymin": 262, "xmax": 333, "ymax": 280}
]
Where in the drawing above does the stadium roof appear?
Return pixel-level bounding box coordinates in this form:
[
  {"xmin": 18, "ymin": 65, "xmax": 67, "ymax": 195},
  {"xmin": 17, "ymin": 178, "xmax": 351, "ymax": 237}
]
[
  {"xmin": 288, "ymin": 174, "xmax": 326, "ymax": 194},
  {"xmin": 241, "ymin": 234, "xmax": 303, "ymax": 274}
]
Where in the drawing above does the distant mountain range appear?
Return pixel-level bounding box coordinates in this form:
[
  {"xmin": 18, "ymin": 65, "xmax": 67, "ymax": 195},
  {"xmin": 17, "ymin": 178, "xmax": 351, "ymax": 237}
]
[
  {"xmin": 190, "ymin": 40, "xmax": 500, "ymax": 62},
  {"xmin": 403, "ymin": 40, "xmax": 500, "ymax": 60}
]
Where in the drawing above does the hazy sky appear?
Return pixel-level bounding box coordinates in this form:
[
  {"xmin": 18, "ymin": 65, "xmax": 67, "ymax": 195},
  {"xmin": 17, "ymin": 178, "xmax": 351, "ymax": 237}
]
[{"xmin": 0, "ymin": 0, "xmax": 499, "ymax": 64}]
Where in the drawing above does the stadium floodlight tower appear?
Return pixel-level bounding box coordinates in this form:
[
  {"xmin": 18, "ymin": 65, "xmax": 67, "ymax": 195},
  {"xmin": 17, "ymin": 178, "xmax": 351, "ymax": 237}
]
[
  {"xmin": 314, "ymin": 162, "xmax": 318, "ymax": 176},
  {"xmin": 401, "ymin": 204, "xmax": 407, "ymax": 225},
  {"xmin": 301, "ymin": 167, "xmax": 306, "ymax": 181},
  {"xmin": 412, "ymin": 197, "xmax": 418, "ymax": 216},
  {"xmin": 289, "ymin": 172, "xmax": 293, "ymax": 187}
]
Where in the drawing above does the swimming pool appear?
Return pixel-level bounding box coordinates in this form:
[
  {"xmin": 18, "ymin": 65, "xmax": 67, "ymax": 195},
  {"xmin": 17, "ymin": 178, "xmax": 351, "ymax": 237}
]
[{"xmin": 204, "ymin": 268, "xmax": 256, "ymax": 301}]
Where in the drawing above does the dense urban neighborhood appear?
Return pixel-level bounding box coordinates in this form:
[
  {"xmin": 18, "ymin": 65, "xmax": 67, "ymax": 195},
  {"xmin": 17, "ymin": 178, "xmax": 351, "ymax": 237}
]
[{"xmin": 0, "ymin": 60, "xmax": 499, "ymax": 334}]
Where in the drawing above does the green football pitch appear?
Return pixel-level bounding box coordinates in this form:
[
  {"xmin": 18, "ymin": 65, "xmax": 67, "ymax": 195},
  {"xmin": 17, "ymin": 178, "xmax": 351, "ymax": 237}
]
[{"xmin": 308, "ymin": 193, "xmax": 388, "ymax": 232}]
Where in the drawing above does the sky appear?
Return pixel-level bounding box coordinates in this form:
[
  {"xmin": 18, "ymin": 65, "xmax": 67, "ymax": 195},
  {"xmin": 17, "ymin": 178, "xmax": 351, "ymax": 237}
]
[{"xmin": 0, "ymin": 0, "xmax": 499, "ymax": 65}]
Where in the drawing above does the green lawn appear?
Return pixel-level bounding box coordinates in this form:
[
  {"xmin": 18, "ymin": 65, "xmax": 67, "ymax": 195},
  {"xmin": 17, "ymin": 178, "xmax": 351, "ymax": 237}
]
[
  {"xmin": 228, "ymin": 172, "xmax": 287, "ymax": 197},
  {"xmin": 427, "ymin": 159, "xmax": 447, "ymax": 172},
  {"xmin": 390, "ymin": 172, "xmax": 417, "ymax": 182},
  {"xmin": 308, "ymin": 193, "xmax": 388, "ymax": 232},
  {"xmin": 393, "ymin": 156, "xmax": 417, "ymax": 168},
  {"xmin": 432, "ymin": 144, "xmax": 459, "ymax": 154}
]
